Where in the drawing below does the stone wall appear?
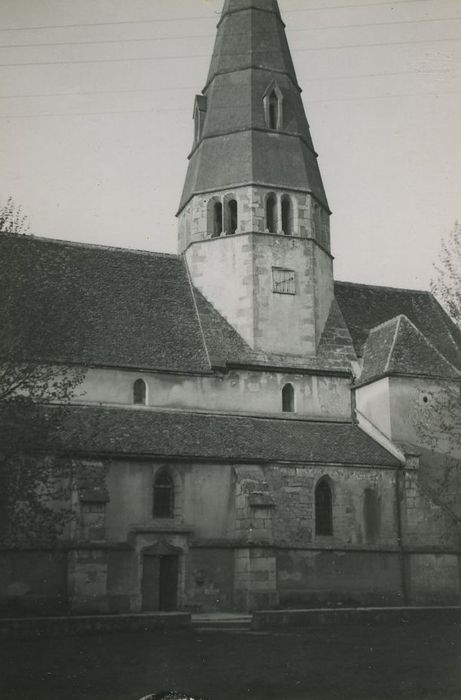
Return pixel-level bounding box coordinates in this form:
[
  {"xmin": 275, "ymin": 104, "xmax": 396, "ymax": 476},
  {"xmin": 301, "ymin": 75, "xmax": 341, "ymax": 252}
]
[
  {"xmin": 186, "ymin": 232, "xmax": 333, "ymax": 354},
  {"xmin": 178, "ymin": 186, "xmax": 330, "ymax": 252}
]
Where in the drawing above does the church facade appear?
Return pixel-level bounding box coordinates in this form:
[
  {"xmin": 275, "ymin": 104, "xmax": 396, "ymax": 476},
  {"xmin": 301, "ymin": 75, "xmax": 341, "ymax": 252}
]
[{"xmin": 1, "ymin": 0, "xmax": 460, "ymax": 615}]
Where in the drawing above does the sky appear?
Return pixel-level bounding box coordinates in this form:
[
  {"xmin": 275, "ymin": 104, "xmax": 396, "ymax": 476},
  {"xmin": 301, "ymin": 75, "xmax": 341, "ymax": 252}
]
[{"xmin": 0, "ymin": 0, "xmax": 460, "ymax": 290}]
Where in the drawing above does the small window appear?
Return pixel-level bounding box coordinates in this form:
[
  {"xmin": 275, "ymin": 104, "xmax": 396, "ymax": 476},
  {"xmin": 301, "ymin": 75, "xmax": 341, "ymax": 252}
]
[
  {"xmin": 213, "ymin": 201, "xmax": 223, "ymax": 237},
  {"xmin": 281, "ymin": 195, "xmax": 292, "ymax": 235},
  {"xmin": 266, "ymin": 194, "xmax": 277, "ymax": 233},
  {"xmin": 226, "ymin": 199, "xmax": 238, "ymax": 234},
  {"xmin": 272, "ymin": 268, "xmax": 296, "ymax": 295},
  {"xmin": 315, "ymin": 479, "xmax": 333, "ymax": 536},
  {"xmin": 153, "ymin": 470, "xmax": 174, "ymax": 519},
  {"xmin": 282, "ymin": 383, "xmax": 295, "ymax": 413},
  {"xmin": 133, "ymin": 378, "xmax": 147, "ymax": 405},
  {"xmin": 81, "ymin": 502, "xmax": 105, "ymax": 514}
]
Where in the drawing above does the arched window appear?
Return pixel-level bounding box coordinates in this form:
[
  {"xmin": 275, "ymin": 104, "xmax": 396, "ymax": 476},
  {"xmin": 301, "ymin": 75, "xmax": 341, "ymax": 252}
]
[
  {"xmin": 364, "ymin": 488, "xmax": 380, "ymax": 543},
  {"xmin": 153, "ymin": 470, "xmax": 174, "ymax": 519},
  {"xmin": 281, "ymin": 195, "xmax": 293, "ymax": 235},
  {"xmin": 282, "ymin": 383, "xmax": 295, "ymax": 413},
  {"xmin": 266, "ymin": 194, "xmax": 277, "ymax": 233},
  {"xmin": 133, "ymin": 378, "xmax": 147, "ymax": 406},
  {"xmin": 226, "ymin": 199, "xmax": 238, "ymax": 234},
  {"xmin": 315, "ymin": 479, "xmax": 333, "ymax": 536},
  {"xmin": 213, "ymin": 201, "xmax": 223, "ymax": 237}
]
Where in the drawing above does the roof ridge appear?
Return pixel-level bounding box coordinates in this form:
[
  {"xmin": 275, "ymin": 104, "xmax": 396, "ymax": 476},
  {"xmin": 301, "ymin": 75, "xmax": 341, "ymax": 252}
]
[
  {"xmin": 1, "ymin": 232, "xmax": 178, "ymax": 259},
  {"xmin": 335, "ymin": 279, "xmax": 431, "ymax": 295},
  {"xmin": 68, "ymin": 403, "xmax": 354, "ymax": 425},
  {"xmin": 384, "ymin": 315, "xmax": 402, "ymax": 375},
  {"xmin": 392, "ymin": 314, "xmax": 461, "ymax": 376},
  {"xmin": 183, "ymin": 257, "xmax": 213, "ymax": 371}
]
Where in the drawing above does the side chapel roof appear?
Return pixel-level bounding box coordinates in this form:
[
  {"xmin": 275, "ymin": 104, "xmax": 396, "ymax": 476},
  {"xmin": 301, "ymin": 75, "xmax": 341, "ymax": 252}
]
[
  {"xmin": 358, "ymin": 315, "xmax": 461, "ymax": 385},
  {"xmin": 0, "ymin": 402, "xmax": 401, "ymax": 467},
  {"xmin": 335, "ymin": 281, "xmax": 461, "ymax": 371}
]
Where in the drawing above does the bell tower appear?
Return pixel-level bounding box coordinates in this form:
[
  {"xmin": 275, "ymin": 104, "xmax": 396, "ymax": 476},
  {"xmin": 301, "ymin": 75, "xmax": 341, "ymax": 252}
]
[{"xmin": 177, "ymin": 0, "xmax": 334, "ymax": 356}]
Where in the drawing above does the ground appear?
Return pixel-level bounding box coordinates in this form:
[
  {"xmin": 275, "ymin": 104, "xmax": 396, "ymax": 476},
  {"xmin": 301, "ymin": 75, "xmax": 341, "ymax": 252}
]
[{"xmin": 1, "ymin": 622, "xmax": 461, "ymax": 700}]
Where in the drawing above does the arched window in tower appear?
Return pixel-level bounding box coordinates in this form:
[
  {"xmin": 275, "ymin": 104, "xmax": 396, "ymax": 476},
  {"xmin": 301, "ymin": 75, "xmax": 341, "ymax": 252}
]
[
  {"xmin": 226, "ymin": 198, "xmax": 238, "ymax": 234},
  {"xmin": 281, "ymin": 195, "xmax": 293, "ymax": 235},
  {"xmin": 282, "ymin": 383, "xmax": 295, "ymax": 413},
  {"xmin": 153, "ymin": 469, "xmax": 174, "ymax": 519},
  {"xmin": 266, "ymin": 194, "xmax": 277, "ymax": 233},
  {"xmin": 133, "ymin": 378, "xmax": 147, "ymax": 406},
  {"xmin": 213, "ymin": 201, "xmax": 223, "ymax": 237},
  {"xmin": 264, "ymin": 83, "xmax": 283, "ymax": 130},
  {"xmin": 315, "ymin": 479, "xmax": 333, "ymax": 536}
]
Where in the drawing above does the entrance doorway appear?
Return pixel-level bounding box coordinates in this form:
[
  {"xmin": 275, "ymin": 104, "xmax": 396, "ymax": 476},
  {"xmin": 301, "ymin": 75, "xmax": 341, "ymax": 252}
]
[
  {"xmin": 159, "ymin": 555, "xmax": 178, "ymax": 611},
  {"xmin": 141, "ymin": 541, "xmax": 182, "ymax": 612}
]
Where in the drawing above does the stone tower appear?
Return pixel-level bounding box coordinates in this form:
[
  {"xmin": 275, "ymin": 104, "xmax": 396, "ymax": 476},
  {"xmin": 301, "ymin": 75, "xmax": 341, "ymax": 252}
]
[{"xmin": 178, "ymin": 0, "xmax": 333, "ymax": 356}]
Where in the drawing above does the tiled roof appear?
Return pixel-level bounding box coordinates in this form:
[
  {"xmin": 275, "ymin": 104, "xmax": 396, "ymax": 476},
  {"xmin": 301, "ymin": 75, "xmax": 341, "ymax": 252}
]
[
  {"xmin": 335, "ymin": 281, "xmax": 461, "ymax": 370},
  {"xmin": 0, "ymin": 234, "xmax": 211, "ymax": 373},
  {"xmin": 359, "ymin": 315, "xmax": 461, "ymax": 384},
  {"xmin": 0, "ymin": 403, "xmax": 400, "ymax": 467}
]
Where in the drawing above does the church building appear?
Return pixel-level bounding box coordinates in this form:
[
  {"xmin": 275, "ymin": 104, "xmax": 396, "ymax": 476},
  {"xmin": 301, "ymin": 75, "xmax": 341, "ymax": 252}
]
[{"xmin": 1, "ymin": 0, "xmax": 460, "ymax": 615}]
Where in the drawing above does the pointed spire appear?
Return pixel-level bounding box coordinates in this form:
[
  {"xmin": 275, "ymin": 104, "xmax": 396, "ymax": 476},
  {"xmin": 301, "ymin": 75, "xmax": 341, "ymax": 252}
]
[
  {"xmin": 178, "ymin": 0, "xmax": 329, "ymax": 215},
  {"xmin": 207, "ymin": 0, "xmax": 297, "ymax": 90}
]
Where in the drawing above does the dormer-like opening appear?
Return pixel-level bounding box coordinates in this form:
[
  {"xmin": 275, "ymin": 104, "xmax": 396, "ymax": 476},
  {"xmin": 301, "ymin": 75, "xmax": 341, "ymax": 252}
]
[
  {"xmin": 133, "ymin": 378, "xmax": 147, "ymax": 406},
  {"xmin": 281, "ymin": 195, "xmax": 293, "ymax": 235},
  {"xmin": 225, "ymin": 198, "xmax": 238, "ymax": 235},
  {"xmin": 193, "ymin": 94, "xmax": 207, "ymax": 145},
  {"xmin": 282, "ymin": 383, "xmax": 295, "ymax": 413},
  {"xmin": 266, "ymin": 193, "xmax": 277, "ymax": 233},
  {"xmin": 264, "ymin": 82, "xmax": 283, "ymax": 130}
]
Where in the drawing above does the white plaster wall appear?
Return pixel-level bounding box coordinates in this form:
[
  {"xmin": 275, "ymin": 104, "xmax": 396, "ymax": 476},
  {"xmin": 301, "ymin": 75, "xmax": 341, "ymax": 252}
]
[
  {"xmin": 313, "ymin": 243, "xmax": 334, "ymax": 344},
  {"xmin": 389, "ymin": 377, "xmax": 461, "ymax": 459},
  {"xmin": 74, "ymin": 367, "xmax": 351, "ymax": 418},
  {"xmin": 186, "ymin": 232, "xmax": 333, "ymax": 355},
  {"xmin": 355, "ymin": 378, "xmax": 392, "ymax": 437},
  {"xmin": 252, "ymin": 234, "xmax": 316, "ymax": 354}
]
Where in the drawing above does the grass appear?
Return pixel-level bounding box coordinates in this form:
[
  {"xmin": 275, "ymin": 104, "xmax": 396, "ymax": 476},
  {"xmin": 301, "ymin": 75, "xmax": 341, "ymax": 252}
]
[{"xmin": 1, "ymin": 621, "xmax": 460, "ymax": 700}]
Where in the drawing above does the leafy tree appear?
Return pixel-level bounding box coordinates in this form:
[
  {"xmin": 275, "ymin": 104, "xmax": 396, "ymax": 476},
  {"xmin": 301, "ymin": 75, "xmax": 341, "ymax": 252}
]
[
  {"xmin": 0, "ymin": 202, "xmax": 98, "ymax": 546},
  {"xmin": 431, "ymin": 220, "xmax": 461, "ymax": 326},
  {"xmin": 0, "ymin": 196, "xmax": 29, "ymax": 234}
]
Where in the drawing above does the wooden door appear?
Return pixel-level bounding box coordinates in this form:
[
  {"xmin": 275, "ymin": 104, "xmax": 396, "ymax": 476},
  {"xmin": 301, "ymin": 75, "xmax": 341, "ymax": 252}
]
[
  {"xmin": 159, "ymin": 555, "xmax": 178, "ymax": 611},
  {"xmin": 141, "ymin": 556, "xmax": 160, "ymax": 611}
]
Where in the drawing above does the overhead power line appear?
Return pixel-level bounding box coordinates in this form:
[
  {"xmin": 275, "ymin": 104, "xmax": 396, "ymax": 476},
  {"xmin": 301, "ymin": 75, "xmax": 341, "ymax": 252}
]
[
  {"xmin": 0, "ymin": 69, "xmax": 457, "ymax": 100},
  {"xmin": 1, "ymin": 16, "xmax": 459, "ymax": 50},
  {"xmin": 0, "ymin": 37, "xmax": 459, "ymax": 69},
  {"xmin": 0, "ymin": 0, "xmax": 437, "ymax": 33},
  {"xmin": 0, "ymin": 90, "xmax": 459, "ymax": 119}
]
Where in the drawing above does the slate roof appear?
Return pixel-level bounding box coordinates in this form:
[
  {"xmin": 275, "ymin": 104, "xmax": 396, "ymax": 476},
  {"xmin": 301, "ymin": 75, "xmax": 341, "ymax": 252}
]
[
  {"xmin": 179, "ymin": 0, "xmax": 329, "ymax": 212},
  {"xmin": 0, "ymin": 234, "xmax": 211, "ymax": 373},
  {"xmin": 335, "ymin": 281, "xmax": 461, "ymax": 371},
  {"xmin": 0, "ymin": 403, "xmax": 400, "ymax": 467},
  {"xmin": 359, "ymin": 315, "xmax": 461, "ymax": 385},
  {"xmin": 0, "ymin": 233, "xmax": 356, "ymax": 375}
]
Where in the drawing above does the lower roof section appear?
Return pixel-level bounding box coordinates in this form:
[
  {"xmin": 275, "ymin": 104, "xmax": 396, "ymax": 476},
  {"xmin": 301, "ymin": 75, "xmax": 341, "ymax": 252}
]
[{"xmin": 0, "ymin": 403, "xmax": 400, "ymax": 467}]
